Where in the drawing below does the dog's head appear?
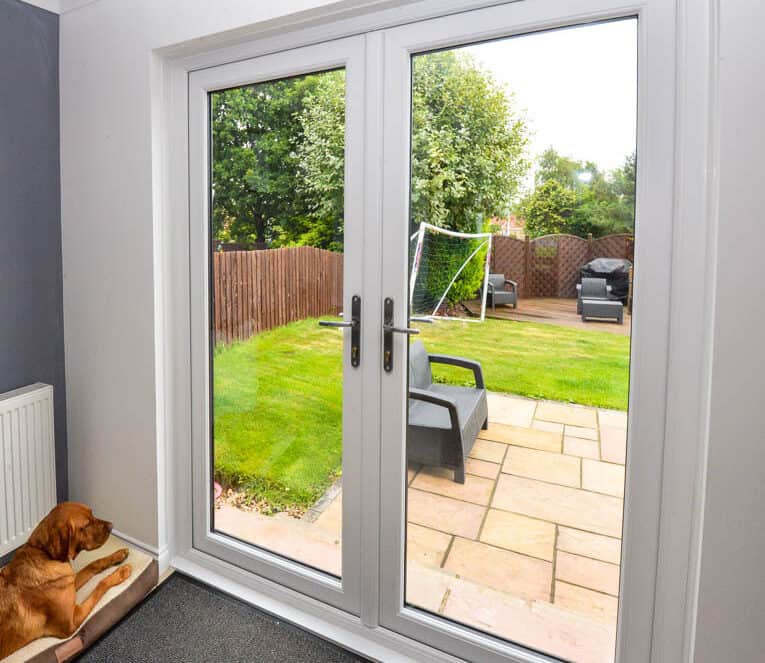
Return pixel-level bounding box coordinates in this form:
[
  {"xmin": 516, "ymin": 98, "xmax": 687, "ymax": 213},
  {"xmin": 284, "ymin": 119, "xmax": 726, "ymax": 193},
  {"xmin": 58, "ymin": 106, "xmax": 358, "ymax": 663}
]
[{"xmin": 27, "ymin": 502, "xmax": 113, "ymax": 562}]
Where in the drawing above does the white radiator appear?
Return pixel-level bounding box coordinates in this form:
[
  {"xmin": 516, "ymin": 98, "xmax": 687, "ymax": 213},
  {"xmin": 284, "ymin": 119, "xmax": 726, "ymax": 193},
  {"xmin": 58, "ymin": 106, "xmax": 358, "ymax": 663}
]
[{"xmin": 0, "ymin": 383, "xmax": 57, "ymax": 556}]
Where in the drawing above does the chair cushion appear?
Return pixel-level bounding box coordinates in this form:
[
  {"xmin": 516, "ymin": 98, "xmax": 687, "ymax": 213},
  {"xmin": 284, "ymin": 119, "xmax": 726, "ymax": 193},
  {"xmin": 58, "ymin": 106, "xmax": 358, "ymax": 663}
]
[
  {"xmin": 408, "ymin": 340, "xmax": 432, "ymax": 389},
  {"xmin": 488, "ymin": 274, "xmax": 506, "ymax": 290},
  {"xmin": 579, "ymin": 277, "xmax": 608, "ymax": 299},
  {"xmin": 408, "ymin": 384, "xmax": 485, "ymax": 431}
]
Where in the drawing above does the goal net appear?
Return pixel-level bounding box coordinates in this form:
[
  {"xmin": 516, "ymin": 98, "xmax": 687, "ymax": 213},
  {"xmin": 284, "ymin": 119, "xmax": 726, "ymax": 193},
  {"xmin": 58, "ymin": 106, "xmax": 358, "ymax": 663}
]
[{"xmin": 409, "ymin": 222, "xmax": 493, "ymax": 321}]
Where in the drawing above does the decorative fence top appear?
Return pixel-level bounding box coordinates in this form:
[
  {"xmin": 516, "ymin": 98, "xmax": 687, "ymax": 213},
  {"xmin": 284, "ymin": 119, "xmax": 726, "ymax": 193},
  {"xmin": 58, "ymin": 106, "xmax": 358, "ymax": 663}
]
[{"xmin": 492, "ymin": 233, "xmax": 634, "ymax": 299}]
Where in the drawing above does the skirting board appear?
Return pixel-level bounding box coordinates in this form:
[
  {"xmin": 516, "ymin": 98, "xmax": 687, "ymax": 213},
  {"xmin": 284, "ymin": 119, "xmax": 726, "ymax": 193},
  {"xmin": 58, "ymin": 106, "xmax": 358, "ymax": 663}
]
[{"xmin": 112, "ymin": 529, "xmax": 170, "ymax": 573}]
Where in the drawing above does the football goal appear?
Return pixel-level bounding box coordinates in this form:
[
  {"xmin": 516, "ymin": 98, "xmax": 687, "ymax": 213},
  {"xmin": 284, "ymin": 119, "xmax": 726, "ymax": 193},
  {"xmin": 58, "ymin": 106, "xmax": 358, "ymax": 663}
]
[{"xmin": 409, "ymin": 222, "xmax": 493, "ymax": 321}]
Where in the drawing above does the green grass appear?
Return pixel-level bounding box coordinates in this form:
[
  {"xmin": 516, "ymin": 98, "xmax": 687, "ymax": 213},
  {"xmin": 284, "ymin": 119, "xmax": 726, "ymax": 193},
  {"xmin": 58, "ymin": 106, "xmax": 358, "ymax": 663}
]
[{"xmin": 213, "ymin": 316, "xmax": 630, "ymax": 510}]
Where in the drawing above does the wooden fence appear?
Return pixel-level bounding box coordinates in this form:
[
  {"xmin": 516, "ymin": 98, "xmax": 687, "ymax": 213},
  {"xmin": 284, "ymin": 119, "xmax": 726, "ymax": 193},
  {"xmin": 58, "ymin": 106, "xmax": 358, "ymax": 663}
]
[
  {"xmin": 492, "ymin": 233, "xmax": 634, "ymax": 299},
  {"xmin": 213, "ymin": 246, "xmax": 343, "ymax": 345}
]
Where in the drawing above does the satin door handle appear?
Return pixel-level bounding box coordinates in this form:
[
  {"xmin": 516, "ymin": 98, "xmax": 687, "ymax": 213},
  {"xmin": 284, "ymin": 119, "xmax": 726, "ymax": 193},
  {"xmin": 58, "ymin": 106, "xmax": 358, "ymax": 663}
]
[
  {"xmin": 383, "ymin": 297, "xmax": 426, "ymax": 372},
  {"xmin": 382, "ymin": 324, "xmax": 420, "ymax": 335},
  {"xmin": 318, "ymin": 295, "xmax": 361, "ymax": 367},
  {"xmin": 319, "ymin": 320, "xmax": 356, "ymax": 328}
]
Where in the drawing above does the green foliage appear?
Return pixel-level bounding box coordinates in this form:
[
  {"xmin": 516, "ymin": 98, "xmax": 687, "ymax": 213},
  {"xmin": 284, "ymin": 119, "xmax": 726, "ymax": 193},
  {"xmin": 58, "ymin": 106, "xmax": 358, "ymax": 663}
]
[
  {"xmin": 519, "ymin": 148, "xmax": 636, "ymax": 238},
  {"xmin": 211, "ymin": 52, "xmax": 529, "ymax": 252},
  {"xmin": 211, "ymin": 74, "xmax": 325, "ymax": 245},
  {"xmin": 290, "ymin": 71, "xmax": 347, "ymax": 251},
  {"xmin": 517, "ymin": 180, "xmax": 578, "ymax": 237},
  {"xmin": 411, "ymin": 51, "xmax": 529, "ymax": 233}
]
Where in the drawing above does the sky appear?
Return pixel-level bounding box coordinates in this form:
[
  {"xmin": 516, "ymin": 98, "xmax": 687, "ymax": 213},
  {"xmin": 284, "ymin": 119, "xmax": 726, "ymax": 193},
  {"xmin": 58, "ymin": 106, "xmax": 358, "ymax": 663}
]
[{"xmin": 463, "ymin": 18, "xmax": 638, "ymax": 179}]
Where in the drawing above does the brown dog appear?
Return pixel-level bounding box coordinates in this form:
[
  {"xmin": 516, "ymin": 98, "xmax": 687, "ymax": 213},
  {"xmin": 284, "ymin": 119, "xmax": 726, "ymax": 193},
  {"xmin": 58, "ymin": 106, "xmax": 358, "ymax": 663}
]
[{"xmin": 0, "ymin": 502, "xmax": 132, "ymax": 659}]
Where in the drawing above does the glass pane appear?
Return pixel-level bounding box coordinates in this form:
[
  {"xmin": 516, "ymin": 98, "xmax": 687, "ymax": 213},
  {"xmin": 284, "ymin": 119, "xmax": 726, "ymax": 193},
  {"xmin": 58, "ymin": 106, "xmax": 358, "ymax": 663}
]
[
  {"xmin": 209, "ymin": 69, "xmax": 346, "ymax": 577},
  {"xmin": 405, "ymin": 20, "xmax": 637, "ymax": 662}
]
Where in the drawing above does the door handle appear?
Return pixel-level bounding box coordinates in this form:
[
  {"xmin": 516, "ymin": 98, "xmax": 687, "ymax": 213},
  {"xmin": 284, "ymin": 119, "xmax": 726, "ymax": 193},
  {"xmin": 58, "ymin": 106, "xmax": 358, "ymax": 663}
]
[
  {"xmin": 383, "ymin": 325, "xmax": 420, "ymax": 335},
  {"xmin": 383, "ymin": 297, "xmax": 424, "ymax": 372},
  {"xmin": 318, "ymin": 320, "xmax": 355, "ymax": 328},
  {"xmin": 319, "ymin": 295, "xmax": 361, "ymax": 368}
]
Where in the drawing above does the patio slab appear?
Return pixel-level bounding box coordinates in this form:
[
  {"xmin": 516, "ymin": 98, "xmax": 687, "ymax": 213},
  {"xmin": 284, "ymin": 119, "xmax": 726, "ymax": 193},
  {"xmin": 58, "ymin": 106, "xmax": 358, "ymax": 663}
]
[
  {"xmin": 485, "ymin": 392, "xmax": 537, "ymax": 427},
  {"xmin": 469, "ymin": 438, "xmax": 508, "ymax": 463},
  {"xmin": 556, "ymin": 550, "xmax": 620, "ymax": 596},
  {"xmin": 479, "ymin": 422, "xmax": 562, "ymax": 452},
  {"xmin": 215, "ymin": 505, "xmax": 341, "ymax": 577},
  {"xmin": 555, "ymin": 581, "xmax": 619, "ymax": 624},
  {"xmin": 564, "ymin": 435, "xmax": 600, "ymax": 459},
  {"xmin": 480, "ymin": 508, "xmax": 556, "ymax": 561},
  {"xmin": 442, "ymin": 575, "xmax": 617, "ymax": 663},
  {"xmin": 503, "ymin": 445, "xmax": 581, "ymax": 487},
  {"xmin": 407, "ymin": 524, "xmax": 452, "ymax": 568},
  {"xmin": 536, "ymin": 401, "xmax": 599, "ymax": 428},
  {"xmin": 556, "ymin": 526, "xmax": 622, "ymax": 565},
  {"xmin": 582, "ymin": 459, "xmax": 626, "ymax": 497},
  {"xmin": 492, "ymin": 474, "xmax": 624, "ymax": 537},
  {"xmin": 411, "ymin": 466, "xmax": 495, "ymax": 505},
  {"xmin": 408, "ymin": 488, "xmax": 486, "ymax": 539},
  {"xmin": 464, "ymin": 456, "xmax": 501, "ymax": 479},
  {"xmin": 600, "ymin": 425, "xmax": 628, "ymax": 464},
  {"xmin": 443, "ymin": 537, "xmax": 552, "ymax": 602}
]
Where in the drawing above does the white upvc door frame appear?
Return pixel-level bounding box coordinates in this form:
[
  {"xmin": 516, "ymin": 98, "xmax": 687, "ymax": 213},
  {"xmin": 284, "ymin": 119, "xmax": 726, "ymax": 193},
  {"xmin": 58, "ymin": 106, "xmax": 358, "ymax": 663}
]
[
  {"xmin": 378, "ymin": 1, "xmax": 675, "ymax": 661},
  {"xmin": 187, "ymin": 35, "xmax": 368, "ymax": 615},
  {"xmin": 155, "ymin": 0, "xmax": 717, "ymax": 661}
]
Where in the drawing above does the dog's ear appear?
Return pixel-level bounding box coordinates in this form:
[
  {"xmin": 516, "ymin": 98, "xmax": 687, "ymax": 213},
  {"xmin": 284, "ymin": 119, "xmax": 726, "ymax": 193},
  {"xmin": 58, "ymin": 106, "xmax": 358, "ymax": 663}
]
[
  {"xmin": 67, "ymin": 520, "xmax": 80, "ymax": 561},
  {"xmin": 28, "ymin": 521, "xmax": 68, "ymax": 561}
]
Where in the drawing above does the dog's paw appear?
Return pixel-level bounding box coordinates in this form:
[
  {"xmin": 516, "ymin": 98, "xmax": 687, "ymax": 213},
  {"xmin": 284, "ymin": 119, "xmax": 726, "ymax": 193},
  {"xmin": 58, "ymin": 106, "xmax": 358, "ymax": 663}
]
[
  {"xmin": 115, "ymin": 564, "xmax": 133, "ymax": 583},
  {"xmin": 111, "ymin": 548, "xmax": 129, "ymax": 565}
]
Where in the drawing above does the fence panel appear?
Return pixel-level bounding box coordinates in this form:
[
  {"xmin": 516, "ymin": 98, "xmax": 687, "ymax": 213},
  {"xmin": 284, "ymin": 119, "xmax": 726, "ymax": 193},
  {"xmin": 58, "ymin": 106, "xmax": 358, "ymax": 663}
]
[
  {"xmin": 212, "ymin": 246, "xmax": 343, "ymax": 345},
  {"xmin": 492, "ymin": 236, "xmax": 528, "ymax": 296},
  {"xmin": 491, "ymin": 233, "xmax": 634, "ymax": 299}
]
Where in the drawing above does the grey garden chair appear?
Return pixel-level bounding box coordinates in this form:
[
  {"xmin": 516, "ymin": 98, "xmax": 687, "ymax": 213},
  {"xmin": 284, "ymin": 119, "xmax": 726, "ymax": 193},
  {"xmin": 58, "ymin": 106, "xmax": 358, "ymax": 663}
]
[
  {"xmin": 576, "ymin": 277, "xmax": 612, "ymax": 314},
  {"xmin": 407, "ymin": 340, "xmax": 488, "ymax": 484},
  {"xmin": 487, "ymin": 273, "xmax": 518, "ymax": 310}
]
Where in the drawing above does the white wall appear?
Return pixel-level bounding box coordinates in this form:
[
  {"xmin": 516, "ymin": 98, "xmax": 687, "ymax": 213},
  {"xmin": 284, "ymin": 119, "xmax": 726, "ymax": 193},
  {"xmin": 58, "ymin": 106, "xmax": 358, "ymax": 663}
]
[
  {"xmin": 692, "ymin": 1, "xmax": 765, "ymax": 660},
  {"xmin": 60, "ymin": 0, "xmax": 337, "ymax": 549},
  {"xmin": 61, "ymin": 0, "xmax": 765, "ymax": 657}
]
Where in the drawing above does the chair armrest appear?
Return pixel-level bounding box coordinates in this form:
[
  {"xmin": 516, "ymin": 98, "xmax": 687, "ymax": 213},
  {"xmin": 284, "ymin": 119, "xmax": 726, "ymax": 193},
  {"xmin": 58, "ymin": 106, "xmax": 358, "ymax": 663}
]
[
  {"xmin": 504, "ymin": 279, "xmax": 518, "ymax": 292},
  {"xmin": 487, "ymin": 282, "xmax": 495, "ymax": 292},
  {"xmin": 427, "ymin": 354, "xmax": 485, "ymax": 389},
  {"xmin": 409, "ymin": 387, "xmax": 460, "ymax": 432}
]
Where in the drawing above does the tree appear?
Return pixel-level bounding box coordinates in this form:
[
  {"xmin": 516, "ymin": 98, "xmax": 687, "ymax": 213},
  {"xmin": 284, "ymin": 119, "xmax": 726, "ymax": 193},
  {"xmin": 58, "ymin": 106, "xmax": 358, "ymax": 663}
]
[
  {"xmin": 410, "ymin": 51, "xmax": 529, "ymax": 234},
  {"xmin": 517, "ymin": 148, "xmax": 636, "ymax": 238},
  {"xmin": 289, "ymin": 70, "xmax": 346, "ymax": 251},
  {"xmin": 517, "ymin": 180, "xmax": 578, "ymax": 237},
  {"xmin": 211, "ymin": 74, "xmax": 326, "ymax": 245},
  {"xmin": 211, "ymin": 52, "xmax": 530, "ymax": 253}
]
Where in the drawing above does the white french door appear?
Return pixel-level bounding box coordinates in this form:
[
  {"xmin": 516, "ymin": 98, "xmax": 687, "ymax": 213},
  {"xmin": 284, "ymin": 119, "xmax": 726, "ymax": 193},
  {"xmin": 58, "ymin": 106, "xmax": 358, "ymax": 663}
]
[
  {"xmin": 186, "ymin": 0, "xmax": 676, "ymax": 660},
  {"xmin": 188, "ymin": 35, "xmax": 369, "ymax": 614},
  {"xmin": 377, "ymin": 2, "xmax": 674, "ymax": 661}
]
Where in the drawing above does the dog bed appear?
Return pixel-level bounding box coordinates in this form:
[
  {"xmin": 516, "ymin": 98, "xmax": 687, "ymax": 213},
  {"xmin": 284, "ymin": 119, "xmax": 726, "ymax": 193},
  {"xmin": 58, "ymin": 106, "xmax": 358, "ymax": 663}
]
[{"xmin": 1, "ymin": 536, "xmax": 158, "ymax": 663}]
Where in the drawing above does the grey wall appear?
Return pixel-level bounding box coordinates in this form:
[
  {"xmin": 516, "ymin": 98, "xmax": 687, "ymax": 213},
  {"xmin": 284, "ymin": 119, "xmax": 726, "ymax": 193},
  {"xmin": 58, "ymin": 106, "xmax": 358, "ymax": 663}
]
[{"xmin": 0, "ymin": 0, "xmax": 66, "ymax": 502}]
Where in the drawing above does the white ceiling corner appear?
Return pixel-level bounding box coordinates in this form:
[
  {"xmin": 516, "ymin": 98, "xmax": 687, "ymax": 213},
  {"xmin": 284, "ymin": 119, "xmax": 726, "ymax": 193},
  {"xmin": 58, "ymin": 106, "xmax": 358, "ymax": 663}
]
[
  {"xmin": 20, "ymin": 0, "xmax": 101, "ymax": 14},
  {"xmin": 19, "ymin": 0, "xmax": 61, "ymax": 14}
]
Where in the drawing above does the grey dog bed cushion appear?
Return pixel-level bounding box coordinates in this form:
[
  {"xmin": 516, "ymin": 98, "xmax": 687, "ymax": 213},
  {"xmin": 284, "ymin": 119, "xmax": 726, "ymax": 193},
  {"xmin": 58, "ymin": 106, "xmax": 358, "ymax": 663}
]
[{"xmin": 1, "ymin": 536, "xmax": 158, "ymax": 663}]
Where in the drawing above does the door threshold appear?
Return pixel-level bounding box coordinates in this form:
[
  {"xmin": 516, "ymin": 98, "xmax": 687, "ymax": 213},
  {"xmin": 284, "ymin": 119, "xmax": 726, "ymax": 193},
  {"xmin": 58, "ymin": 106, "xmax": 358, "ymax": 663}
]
[{"xmin": 171, "ymin": 549, "xmax": 462, "ymax": 663}]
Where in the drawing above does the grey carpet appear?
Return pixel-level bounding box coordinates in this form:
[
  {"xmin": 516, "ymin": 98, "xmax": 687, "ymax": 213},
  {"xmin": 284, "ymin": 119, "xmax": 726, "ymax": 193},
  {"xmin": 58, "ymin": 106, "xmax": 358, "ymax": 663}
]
[{"xmin": 76, "ymin": 573, "xmax": 369, "ymax": 662}]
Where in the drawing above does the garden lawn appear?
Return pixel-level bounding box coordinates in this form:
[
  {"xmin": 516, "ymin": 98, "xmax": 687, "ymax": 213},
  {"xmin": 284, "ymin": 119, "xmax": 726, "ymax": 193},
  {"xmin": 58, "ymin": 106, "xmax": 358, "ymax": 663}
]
[{"xmin": 214, "ymin": 316, "xmax": 630, "ymax": 511}]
